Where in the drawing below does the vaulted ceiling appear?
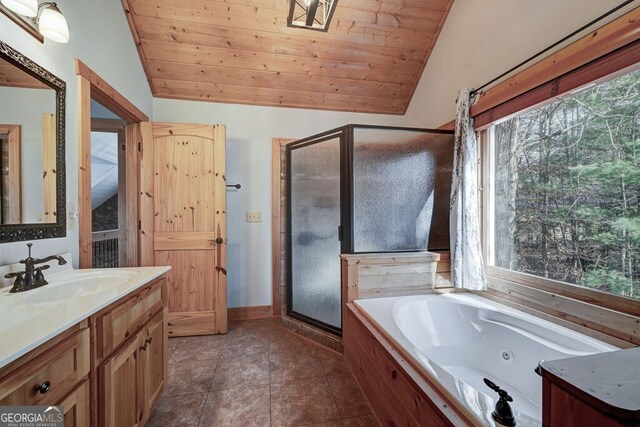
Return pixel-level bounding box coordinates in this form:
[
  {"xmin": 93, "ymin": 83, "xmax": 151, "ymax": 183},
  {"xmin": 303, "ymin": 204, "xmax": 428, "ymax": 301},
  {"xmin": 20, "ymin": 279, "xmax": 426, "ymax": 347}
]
[{"xmin": 121, "ymin": 0, "xmax": 453, "ymax": 114}]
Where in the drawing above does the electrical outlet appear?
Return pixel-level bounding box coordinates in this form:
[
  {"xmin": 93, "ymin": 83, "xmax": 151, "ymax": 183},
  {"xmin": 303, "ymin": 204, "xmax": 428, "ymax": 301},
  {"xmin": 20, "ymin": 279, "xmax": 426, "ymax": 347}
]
[{"xmin": 246, "ymin": 211, "xmax": 262, "ymax": 223}]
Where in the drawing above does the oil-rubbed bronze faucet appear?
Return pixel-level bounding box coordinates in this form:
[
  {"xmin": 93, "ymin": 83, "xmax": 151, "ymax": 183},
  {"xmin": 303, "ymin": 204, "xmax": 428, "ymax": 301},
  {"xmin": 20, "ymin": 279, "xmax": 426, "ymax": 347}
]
[{"xmin": 4, "ymin": 243, "xmax": 67, "ymax": 293}]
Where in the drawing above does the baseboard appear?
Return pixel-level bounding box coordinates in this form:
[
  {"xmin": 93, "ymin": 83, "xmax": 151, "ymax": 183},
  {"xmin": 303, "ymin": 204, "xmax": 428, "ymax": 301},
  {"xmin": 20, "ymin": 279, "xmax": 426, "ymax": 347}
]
[{"xmin": 228, "ymin": 305, "xmax": 274, "ymax": 320}]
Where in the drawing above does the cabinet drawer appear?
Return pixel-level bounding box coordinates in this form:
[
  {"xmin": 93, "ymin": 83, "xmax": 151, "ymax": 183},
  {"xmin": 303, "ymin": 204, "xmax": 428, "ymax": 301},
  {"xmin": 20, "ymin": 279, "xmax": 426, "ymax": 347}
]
[
  {"xmin": 0, "ymin": 328, "xmax": 90, "ymax": 406},
  {"xmin": 94, "ymin": 278, "xmax": 164, "ymax": 362},
  {"xmin": 59, "ymin": 380, "xmax": 90, "ymax": 427}
]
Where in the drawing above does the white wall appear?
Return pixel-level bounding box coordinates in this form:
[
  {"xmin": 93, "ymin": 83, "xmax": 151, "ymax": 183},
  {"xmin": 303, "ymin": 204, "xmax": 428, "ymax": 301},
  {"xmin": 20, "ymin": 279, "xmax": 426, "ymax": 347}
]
[
  {"xmin": 0, "ymin": 0, "xmax": 152, "ymax": 264},
  {"xmin": 153, "ymin": 99, "xmax": 405, "ymax": 308},
  {"xmin": 405, "ymin": 0, "xmax": 632, "ymax": 128}
]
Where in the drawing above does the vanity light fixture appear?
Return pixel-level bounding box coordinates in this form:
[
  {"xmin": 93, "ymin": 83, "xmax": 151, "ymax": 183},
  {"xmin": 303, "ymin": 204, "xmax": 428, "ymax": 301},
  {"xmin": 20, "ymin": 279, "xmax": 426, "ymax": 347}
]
[
  {"xmin": 287, "ymin": 0, "xmax": 338, "ymax": 32},
  {"xmin": 0, "ymin": 0, "xmax": 68, "ymax": 43},
  {"xmin": 35, "ymin": 2, "xmax": 69, "ymax": 43}
]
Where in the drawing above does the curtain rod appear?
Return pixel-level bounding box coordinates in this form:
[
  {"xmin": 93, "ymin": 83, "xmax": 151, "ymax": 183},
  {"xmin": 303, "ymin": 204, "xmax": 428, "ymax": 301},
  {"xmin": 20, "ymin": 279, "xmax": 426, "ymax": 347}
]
[{"xmin": 469, "ymin": 0, "xmax": 638, "ymax": 98}]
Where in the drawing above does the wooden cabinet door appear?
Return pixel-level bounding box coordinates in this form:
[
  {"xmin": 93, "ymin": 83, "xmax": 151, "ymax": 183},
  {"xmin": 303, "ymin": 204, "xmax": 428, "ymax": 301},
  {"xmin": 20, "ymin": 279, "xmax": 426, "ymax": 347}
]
[
  {"xmin": 59, "ymin": 380, "xmax": 90, "ymax": 427},
  {"xmin": 139, "ymin": 122, "xmax": 227, "ymax": 336},
  {"xmin": 142, "ymin": 308, "xmax": 167, "ymax": 421},
  {"xmin": 98, "ymin": 333, "xmax": 144, "ymax": 427}
]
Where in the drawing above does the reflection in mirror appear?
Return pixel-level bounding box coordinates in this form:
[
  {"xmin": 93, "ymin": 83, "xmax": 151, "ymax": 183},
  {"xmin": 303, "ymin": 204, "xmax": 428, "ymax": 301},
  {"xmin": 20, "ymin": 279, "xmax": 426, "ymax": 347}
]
[{"xmin": 0, "ymin": 56, "xmax": 56, "ymax": 224}]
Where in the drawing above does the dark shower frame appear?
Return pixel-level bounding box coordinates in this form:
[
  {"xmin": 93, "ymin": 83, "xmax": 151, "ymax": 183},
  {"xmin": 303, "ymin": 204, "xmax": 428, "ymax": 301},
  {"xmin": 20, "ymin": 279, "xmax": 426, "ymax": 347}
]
[{"xmin": 286, "ymin": 124, "xmax": 455, "ymax": 335}]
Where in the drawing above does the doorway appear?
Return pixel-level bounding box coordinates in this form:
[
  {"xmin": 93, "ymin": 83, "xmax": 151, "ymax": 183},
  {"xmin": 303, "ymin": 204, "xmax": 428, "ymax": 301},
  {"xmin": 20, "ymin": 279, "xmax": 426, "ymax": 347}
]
[
  {"xmin": 90, "ymin": 100, "xmax": 126, "ymax": 268},
  {"xmin": 76, "ymin": 59, "xmax": 149, "ymax": 268}
]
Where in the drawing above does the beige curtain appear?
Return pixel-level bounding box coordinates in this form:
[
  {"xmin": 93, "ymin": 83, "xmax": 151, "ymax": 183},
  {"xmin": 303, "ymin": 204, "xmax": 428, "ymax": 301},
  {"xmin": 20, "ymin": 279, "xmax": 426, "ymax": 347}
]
[{"xmin": 450, "ymin": 88, "xmax": 487, "ymax": 290}]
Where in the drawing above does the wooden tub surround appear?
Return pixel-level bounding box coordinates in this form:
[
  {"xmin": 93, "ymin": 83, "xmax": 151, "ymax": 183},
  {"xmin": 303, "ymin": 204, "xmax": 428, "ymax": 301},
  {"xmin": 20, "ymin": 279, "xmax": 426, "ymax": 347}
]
[
  {"xmin": 341, "ymin": 251, "xmax": 450, "ymax": 304},
  {"xmin": 541, "ymin": 347, "xmax": 640, "ymax": 426},
  {"xmin": 344, "ymin": 303, "xmax": 475, "ymax": 426}
]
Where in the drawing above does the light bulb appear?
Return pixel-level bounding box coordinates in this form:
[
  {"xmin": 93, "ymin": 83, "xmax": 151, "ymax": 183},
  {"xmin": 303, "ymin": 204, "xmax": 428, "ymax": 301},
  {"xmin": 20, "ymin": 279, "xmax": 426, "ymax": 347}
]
[
  {"xmin": 1, "ymin": 0, "xmax": 38, "ymax": 17},
  {"xmin": 38, "ymin": 2, "xmax": 69, "ymax": 43}
]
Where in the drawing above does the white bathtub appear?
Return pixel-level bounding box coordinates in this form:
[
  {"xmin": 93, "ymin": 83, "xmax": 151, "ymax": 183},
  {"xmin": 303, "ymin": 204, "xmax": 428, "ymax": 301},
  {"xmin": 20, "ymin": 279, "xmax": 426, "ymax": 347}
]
[{"xmin": 353, "ymin": 293, "xmax": 617, "ymax": 426}]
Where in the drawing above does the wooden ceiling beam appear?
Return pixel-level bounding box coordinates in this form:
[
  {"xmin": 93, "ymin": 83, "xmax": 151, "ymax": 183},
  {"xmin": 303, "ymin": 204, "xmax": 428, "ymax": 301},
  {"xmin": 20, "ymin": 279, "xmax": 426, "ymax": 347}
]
[
  {"xmin": 153, "ymin": 78, "xmax": 408, "ymax": 114},
  {"xmin": 141, "ymin": 39, "xmax": 420, "ymax": 84},
  {"xmin": 146, "ymin": 59, "xmax": 414, "ymax": 99},
  {"xmin": 133, "ymin": 15, "xmax": 428, "ymax": 70}
]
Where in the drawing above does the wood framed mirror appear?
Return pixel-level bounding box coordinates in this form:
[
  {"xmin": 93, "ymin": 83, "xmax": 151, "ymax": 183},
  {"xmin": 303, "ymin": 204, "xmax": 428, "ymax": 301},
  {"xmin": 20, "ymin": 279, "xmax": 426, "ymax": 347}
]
[{"xmin": 0, "ymin": 40, "xmax": 66, "ymax": 242}]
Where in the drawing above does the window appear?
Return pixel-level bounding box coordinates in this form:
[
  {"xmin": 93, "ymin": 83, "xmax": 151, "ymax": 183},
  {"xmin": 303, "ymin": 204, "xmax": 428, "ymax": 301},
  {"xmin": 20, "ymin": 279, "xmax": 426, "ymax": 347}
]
[{"xmin": 489, "ymin": 66, "xmax": 640, "ymax": 300}]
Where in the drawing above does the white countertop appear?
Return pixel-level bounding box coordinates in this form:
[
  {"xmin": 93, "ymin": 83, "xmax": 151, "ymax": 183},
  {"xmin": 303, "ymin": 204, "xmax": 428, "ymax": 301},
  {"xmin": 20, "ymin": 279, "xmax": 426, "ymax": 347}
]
[{"xmin": 0, "ymin": 266, "xmax": 170, "ymax": 369}]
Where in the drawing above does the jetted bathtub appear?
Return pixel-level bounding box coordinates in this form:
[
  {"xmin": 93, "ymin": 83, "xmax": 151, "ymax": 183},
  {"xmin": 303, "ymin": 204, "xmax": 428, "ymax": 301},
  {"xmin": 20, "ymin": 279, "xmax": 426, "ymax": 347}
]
[{"xmin": 353, "ymin": 293, "xmax": 617, "ymax": 426}]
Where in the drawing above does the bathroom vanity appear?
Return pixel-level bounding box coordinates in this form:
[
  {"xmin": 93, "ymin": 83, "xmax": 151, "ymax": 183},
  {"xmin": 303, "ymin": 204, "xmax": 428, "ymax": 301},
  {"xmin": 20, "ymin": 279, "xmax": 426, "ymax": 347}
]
[{"xmin": 0, "ymin": 266, "xmax": 170, "ymax": 426}]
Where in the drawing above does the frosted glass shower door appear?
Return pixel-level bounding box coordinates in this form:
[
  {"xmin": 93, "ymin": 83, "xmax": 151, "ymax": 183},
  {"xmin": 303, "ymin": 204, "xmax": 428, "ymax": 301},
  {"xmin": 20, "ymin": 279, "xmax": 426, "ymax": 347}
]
[{"xmin": 288, "ymin": 136, "xmax": 342, "ymax": 331}]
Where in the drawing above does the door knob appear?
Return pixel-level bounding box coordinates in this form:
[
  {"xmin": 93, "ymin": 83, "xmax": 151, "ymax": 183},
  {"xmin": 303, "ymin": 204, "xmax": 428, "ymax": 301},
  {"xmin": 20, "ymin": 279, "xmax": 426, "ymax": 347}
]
[{"xmin": 210, "ymin": 237, "xmax": 224, "ymax": 245}]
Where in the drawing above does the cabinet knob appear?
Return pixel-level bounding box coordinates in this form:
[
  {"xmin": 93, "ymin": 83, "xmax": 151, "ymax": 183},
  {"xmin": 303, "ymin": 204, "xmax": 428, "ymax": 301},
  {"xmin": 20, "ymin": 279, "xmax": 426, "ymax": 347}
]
[{"xmin": 35, "ymin": 381, "xmax": 50, "ymax": 394}]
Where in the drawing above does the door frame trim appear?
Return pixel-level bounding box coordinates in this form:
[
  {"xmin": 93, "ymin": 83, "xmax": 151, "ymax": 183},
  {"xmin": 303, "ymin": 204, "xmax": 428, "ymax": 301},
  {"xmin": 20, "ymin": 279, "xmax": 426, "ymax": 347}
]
[
  {"xmin": 75, "ymin": 59, "xmax": 148, "ymax": 268},
  {"xmin": 272, "ymin": 138, "xmax": 296, "ymax": 318}
]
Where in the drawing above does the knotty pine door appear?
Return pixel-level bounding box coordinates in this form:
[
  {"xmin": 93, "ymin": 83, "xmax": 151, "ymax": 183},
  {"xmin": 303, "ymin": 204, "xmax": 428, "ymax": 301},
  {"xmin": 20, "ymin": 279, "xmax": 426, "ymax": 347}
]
[{"xmin": 139, "ymin": 123, "xmax": 227, "ymax": 336}]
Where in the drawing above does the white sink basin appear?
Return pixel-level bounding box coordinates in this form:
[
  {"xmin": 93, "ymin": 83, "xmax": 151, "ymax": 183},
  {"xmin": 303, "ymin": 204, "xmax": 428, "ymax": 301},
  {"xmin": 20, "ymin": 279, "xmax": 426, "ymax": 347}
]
[{"xmin": 16, "ymin": 270, "xmax": 136, "ymax": 304}]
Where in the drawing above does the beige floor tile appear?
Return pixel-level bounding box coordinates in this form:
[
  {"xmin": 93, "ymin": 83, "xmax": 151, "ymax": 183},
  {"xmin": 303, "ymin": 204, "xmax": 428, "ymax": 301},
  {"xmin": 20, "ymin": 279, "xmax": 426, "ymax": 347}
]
[
  {"xmin": 164, "ymin": 361, "xmax": 216, "ymax": 396},
  {"xmin": 227, "ymin": 318, "xmax": 270, "ymax": 335},
  {"xmin": 169, "ymin": 335, "xmax": 226, "ymax": 364},
  {"xmin": 326, "ymin": 374, "xmax": 370, "ymax": 418},
  {"xmin": 270, "ymin": 377, "xmax": 341, "ymax": 427},
  {"xmin": 210, "ymin": 353, "xmax": 270, "ymax": 390},
  {"xmin": 269, "ymin": 349, "xmax": 324, "ymax": 383},
  {"xmin": 198, "ymin": 385, "xmax": 271, "ymax": 427},
  {"xmin": 221, "ymin": 332, "xmax": 269, "ymax": 358},
  {"xmin": 298, "ymin": 420, "xmax": 344, "ymax": 427},
  {"xmin": 342, "ymin": 414, "xmax": 378, "ymax": 427},
  {"xmin": 316, "ymin": 348, "xmax": 350, "ymax": 378},
  {"xmin": 270, "ymin": 331, "xmax": 319, "ymax": 355},
  {"xmin": 145, "ymin": 393, "xmax": 206, "ymax": 427}
]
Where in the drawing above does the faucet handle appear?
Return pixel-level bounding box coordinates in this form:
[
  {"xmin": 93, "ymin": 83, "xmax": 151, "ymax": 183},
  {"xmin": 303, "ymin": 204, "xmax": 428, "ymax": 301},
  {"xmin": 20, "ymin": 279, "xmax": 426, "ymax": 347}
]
[
  {"xmin": 4, "ymin": 271, "xmax": 24, "ymax": 279},
  {"xmin": 34, "ymin": 265, "xmax": 50, "ymax": 283},
  {"xmin": 5, "ymin": 271, "xmax": 25, "ymax": 293}
]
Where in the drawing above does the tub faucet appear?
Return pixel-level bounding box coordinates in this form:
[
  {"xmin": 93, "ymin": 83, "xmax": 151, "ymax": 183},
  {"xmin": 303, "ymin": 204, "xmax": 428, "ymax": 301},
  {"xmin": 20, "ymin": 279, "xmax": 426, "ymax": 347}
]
[
  {"xmin": 4, "ymin": 243, "xmax": 67, "ymax": 293},
  {"xmin": 483, "ymin": 378, "xmax": 516, "ymax": 427}
]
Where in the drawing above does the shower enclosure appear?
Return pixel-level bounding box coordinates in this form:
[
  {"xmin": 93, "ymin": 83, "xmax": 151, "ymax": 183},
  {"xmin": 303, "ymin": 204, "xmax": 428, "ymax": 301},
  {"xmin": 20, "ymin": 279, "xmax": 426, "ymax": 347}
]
[{"xmin": 286, "ymin": 125, "xmax": 454, "ymax": 334}]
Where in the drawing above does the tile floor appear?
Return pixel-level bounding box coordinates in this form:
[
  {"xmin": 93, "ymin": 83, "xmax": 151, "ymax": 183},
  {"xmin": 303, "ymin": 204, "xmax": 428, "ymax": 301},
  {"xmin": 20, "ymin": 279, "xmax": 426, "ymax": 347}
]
[{"xmin": 146, "ymin": 317, "xmax": 378, "ymax": 427}]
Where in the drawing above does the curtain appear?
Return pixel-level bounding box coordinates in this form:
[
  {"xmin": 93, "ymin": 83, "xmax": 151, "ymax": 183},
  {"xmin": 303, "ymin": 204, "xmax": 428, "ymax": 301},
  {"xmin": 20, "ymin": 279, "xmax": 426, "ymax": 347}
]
[{"xmin": 450, "ymin": 88, "xmax": 487, "ymax": 290}]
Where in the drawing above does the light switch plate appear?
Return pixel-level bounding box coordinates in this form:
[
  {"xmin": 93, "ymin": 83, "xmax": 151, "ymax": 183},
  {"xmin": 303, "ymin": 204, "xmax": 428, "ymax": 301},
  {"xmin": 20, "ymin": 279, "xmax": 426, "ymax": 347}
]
[{"xmin": 246, "ymin": 211, "xmax": 262, "ymax": 223}]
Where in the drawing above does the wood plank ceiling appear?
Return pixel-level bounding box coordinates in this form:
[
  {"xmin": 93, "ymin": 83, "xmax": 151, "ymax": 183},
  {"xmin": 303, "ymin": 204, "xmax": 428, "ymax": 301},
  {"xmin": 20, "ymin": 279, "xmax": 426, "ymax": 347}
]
[{"xmin": 121, "ymin": 0, "xmax": 453, "ymax": 114}]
